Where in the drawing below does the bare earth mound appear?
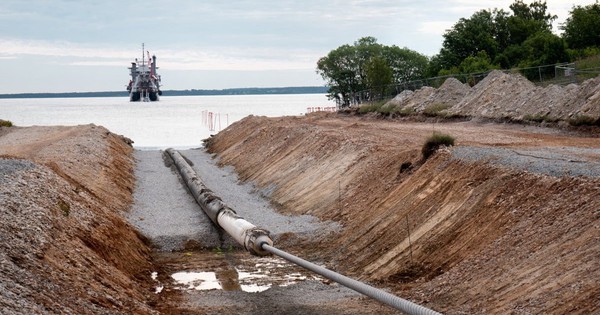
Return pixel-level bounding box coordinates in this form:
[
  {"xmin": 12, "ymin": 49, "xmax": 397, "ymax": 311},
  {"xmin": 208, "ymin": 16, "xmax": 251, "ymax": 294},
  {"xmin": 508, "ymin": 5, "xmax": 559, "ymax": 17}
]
[
  {"xmin": 385, "ymin": 70, "xmax": 600, "ymax": 122},
  {"xmin": 206, "ymin": 113, "xmax": 600, "ymax": 314},
  {"xmin": 0, "ymin": 125, "xmax": 155, "ymax": 315}
]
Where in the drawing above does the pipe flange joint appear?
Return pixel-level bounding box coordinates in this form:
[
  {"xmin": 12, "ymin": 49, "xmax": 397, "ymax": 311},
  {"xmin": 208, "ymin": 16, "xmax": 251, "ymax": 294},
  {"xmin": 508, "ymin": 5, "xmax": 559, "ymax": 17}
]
[{"xmin": 246, "ymin": 228, "xmax": 273, "ymax": 256}]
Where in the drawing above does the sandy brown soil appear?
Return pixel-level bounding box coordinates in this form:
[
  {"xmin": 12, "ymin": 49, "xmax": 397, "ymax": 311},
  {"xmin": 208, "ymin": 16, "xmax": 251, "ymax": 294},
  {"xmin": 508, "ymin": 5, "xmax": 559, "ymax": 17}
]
[
  {"xmin": 0, "ymin": 125, "xmax": 156, "ymax": 314},
  {"xmin": 206, "ymin": 113, "xmax": 600, "ymax": 314}
]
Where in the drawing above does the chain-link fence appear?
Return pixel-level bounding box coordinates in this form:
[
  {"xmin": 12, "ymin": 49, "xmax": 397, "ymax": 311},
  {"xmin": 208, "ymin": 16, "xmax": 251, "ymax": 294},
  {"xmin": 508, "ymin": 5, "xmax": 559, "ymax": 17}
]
[{"xmin": 336, "ymin": 62, "xmax": 599, "ymax": 108}]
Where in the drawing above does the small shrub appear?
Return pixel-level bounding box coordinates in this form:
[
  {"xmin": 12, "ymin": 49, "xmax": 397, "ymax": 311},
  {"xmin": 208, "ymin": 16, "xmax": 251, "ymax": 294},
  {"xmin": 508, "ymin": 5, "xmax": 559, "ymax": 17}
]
[
  {"xmin": 357, "ymin": 101, "xmax": 384, "ymax": 114},
  {"xmin": 423, "ymin": 104, "xmax": 451, "ymax": 117},
  {"xmin": 377, "ymin": 104, "xmax": 398, "ymax": 115},
  {"xmin": 398, "ymin": 108, "xmax": 417, "ymax": 117},
  {"xmin": 0, "ymin": 119, "xmax": 13, "ymax": 127},
  {"xmin": 58, "ymin": 199, "xmax": 70, "ymax": 217},
  {"xmin": 422, "ymin": 132, "xmax": 455, "ymax": 160},
  {"xmin": 568, "ymin": 115, "xmax": 599, "ymax": 126}
]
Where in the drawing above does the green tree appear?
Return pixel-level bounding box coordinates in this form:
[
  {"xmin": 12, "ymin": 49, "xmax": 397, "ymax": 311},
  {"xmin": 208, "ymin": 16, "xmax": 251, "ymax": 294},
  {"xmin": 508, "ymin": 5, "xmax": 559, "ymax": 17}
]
[
  {"xmin": 435, "ymin": 1, "xmax": 559, "ymax": 74},
  {"xmin": 459, "ymin": 51, "xmax": 499, "ymax": 74},
  {"xmin": 506, "ymin": 0, "xmax": 556, "ymax": 45},
  {"xmin": 383, "ymin": 45, "xmax": 429, "ymax": 83},
  {"xmin": 365, "ymin": 56, "xmax": 393, "ymax": 99},
  {"xmin": 317, "ymin": 37, "xmax": 428, "ymax": 106},
  {"xmin": 561, "ymin": 2, "xmax": 600, "ymax": 50},
  {"xmin": 518, "ymin": 32, "xmax": 568, "ymax": 80},
  {"xmin": 316, "ymin": 44, "xmax": 362, "ymax": 106},
  {"xmin": 437, "ymin": 9, "xmax": 505, "ymax": 71}
]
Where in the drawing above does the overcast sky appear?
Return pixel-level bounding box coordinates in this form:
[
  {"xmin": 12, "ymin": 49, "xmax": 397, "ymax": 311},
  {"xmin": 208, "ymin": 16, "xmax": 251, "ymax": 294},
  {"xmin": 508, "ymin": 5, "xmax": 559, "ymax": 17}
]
[{"xmin": 0, "ymin": 0, "xmax": 594, "ymax": 93}]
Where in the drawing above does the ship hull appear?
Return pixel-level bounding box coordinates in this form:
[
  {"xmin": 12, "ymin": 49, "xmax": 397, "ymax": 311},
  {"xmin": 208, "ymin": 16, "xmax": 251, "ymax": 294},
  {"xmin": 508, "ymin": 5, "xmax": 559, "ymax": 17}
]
[{"xmin": 127, "ymin": 47, "xmax": 161, "ymax": 102}]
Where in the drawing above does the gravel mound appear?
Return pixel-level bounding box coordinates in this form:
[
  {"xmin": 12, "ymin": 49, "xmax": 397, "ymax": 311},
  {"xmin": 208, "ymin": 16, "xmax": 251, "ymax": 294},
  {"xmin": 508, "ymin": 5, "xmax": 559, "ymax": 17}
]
[
  {"xmin": 385, "ymin": 70, "xmax": 600, "ymax": 122},
  {"xmin": 0, "ymin": 125, "xmax": 155, "ymax": 315},
  {"xmin": 450, "ymin": 70, "xmax": 537, "ymax": 118}
]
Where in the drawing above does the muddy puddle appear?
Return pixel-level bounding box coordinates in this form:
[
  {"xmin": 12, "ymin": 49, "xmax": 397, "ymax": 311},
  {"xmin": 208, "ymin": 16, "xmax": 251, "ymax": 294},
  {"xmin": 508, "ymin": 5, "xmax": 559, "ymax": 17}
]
[{"xmin": 152, "ymin": 250, "xmax": 324, "ymax": 295}]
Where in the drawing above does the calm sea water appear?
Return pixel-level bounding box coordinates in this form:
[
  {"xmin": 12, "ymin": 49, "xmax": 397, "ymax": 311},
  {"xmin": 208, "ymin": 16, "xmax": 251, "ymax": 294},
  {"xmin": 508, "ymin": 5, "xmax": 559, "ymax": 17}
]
[{"xmin": 0, "ymin": 94, "xmax": 334, "ymax": 149}]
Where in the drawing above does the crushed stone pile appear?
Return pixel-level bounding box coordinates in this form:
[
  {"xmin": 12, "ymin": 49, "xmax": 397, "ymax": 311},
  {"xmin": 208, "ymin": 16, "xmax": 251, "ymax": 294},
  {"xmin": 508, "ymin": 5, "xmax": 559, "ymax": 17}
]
[
  {"xmin": 572, "ymin": 75, "xmax": 600, "ymax": 118},
  {"xmin": 385, "ymin": 70, "xmax": 600, "ymax": 121},
  {"xmin": 449, "ymin": 70, "xmax": 537, "ymax": 118},
  {"xmin": 384, "ymin": 78, "xmax": 469, "ymax": 113}
]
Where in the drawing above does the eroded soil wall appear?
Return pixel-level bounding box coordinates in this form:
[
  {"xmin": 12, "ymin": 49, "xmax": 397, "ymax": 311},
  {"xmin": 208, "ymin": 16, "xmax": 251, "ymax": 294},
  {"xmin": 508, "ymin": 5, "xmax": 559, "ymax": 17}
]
[{"xmin": 206, "ymin": 114, "xmax": 600, "ymax": 314}]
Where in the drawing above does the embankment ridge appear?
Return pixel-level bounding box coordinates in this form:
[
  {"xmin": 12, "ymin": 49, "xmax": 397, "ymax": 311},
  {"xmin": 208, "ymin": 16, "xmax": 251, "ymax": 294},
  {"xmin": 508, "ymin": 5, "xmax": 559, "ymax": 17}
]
[
  {"xmin": 0, "ymin": 125, "xmax": 155, "ymax": 315},
  {"xmin": 206, "ymin": 113, "xmax": 600, "ymax": 314}
]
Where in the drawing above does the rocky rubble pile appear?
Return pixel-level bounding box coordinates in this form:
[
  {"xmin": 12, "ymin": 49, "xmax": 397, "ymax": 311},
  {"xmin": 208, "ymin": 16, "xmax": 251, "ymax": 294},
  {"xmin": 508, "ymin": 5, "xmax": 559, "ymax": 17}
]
[{"xmin": 385, "ymin": 70, "xmax": 600, "ymax": 122}]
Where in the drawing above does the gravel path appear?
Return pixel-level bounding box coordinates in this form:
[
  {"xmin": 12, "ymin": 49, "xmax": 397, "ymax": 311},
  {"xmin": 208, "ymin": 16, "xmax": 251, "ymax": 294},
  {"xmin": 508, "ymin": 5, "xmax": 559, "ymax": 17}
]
[
  {"xmin": 452, "ymin": 146, "xmax": 600, "ymax": 178},
  {"xmin": 127, "ymin": 150, "xmax": 222, "ymax": 251},
  {"xmin": 128, "ymin": 149, "xmax": 340, "ymax": 252}
]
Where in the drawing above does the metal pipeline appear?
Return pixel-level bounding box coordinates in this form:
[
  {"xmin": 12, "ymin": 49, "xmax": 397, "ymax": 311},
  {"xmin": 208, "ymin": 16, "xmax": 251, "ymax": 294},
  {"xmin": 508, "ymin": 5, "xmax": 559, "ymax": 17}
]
[
  {"xmin": 165, "ymin": 148, "xmax": 272, "ymax": 256},
  {"xmin": 166, "ymin": 148, "xmax": 441, "ymax": 314},
  {"xmin": 262, "ymin": 244, "xmax": 443, "ymax": 315}
]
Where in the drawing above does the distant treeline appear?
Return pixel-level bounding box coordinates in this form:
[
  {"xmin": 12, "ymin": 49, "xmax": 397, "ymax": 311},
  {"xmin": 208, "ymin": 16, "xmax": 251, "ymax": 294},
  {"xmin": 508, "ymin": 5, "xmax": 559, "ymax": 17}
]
[{"xmin": 0, "ymin": 86, "xmax": 328, "ymax": 99}]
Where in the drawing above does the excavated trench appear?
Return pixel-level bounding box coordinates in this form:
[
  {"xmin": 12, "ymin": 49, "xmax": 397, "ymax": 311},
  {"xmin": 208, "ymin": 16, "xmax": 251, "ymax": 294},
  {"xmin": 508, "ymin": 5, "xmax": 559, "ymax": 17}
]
[
  {"xmin": 202, "ymin": 114, "xmax": 600, "ymax": 314},
  {"xmin": 1, "ymin": 110, "xmax": 599, "ymax": 314},
  {"xmin": 128, "ymin": 149, "xmax": 398, "ymax": 314},
  {"xmin": 127, "ymin": 113, "xmax": 600, "ymax": 314}
]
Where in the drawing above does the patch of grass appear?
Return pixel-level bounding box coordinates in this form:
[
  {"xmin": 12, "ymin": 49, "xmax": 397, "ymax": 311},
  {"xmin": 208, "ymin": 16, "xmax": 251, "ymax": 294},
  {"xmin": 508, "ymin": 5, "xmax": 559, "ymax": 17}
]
[
  {"xmin": 398, "ymin": 107, "xmax": 417, "ymax": 117},
  {"xmin": 377, "ymin": 104, "xmax": 398, "ymax": 115},
  {"xmin": 212, "ymin": 246, "xmax": 224, "ymax": 254},
  {"xmin": 422, "ymin": 103, "xmax": 451, "ymax": 117},
  {"xmin": 422, "ymin": 132, "xmax": 455, "ymax": 160},
  {"xmin": 357, "ymin": 100, "xmax": 386, "ymax": 114},
  {"xmin": 523, "ymin": 114, "xmax": 559, "ymax": 123},
  {"xmin": 568, "ymin": 115, "xmax": 599, "ymax": 126},
  {"xmin": 0, "ymin": 119, "xmax": 13, "ymax": 127}
]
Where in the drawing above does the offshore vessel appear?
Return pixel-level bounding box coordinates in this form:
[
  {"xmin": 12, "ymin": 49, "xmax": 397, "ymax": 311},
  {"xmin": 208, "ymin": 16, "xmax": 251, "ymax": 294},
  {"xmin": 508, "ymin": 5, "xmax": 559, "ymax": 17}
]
[{"xmin": 127, "ymin": 44, "xmax": 162, "ymax": 101}]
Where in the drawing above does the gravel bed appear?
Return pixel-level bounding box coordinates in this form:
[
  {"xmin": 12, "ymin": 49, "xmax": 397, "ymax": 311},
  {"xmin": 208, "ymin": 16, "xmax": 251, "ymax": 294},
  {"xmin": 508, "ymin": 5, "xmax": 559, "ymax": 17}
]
[
  {"xmin": 127, "ymin": 150, "xmax": 222, "ymax": 251},
  {"xmin": 451, "ymin": 146, "xmax": 600, "ymax": 178},
  {"xmin": 181, "ymin": 149, "xmax": 342, "ymax": 238},
  {"xmin": 128, "ymin": 149, "xmax": 340, "ymax": 252},
  {"xmin": 0, "ymin": 158, "xmax": 36, "ymax": 176}
]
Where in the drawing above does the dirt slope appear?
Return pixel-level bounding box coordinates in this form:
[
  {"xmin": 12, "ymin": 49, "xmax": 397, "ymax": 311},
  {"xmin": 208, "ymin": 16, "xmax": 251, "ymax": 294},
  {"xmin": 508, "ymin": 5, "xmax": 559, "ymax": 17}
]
[
  {"xmin": 206, "ymin": 113, "xmax": 600, "ymax": 314},
  {"xmin": 0, "ymin": 125, "xmax": 155, "ymax": 314}
]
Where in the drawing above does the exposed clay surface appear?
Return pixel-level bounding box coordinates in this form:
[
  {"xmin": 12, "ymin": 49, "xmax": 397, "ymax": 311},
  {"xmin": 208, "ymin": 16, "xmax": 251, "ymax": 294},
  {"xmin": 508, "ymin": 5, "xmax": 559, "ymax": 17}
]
[{"xmin": 205, "ymin": 113, "xmax": 600, "ymax": 314}]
